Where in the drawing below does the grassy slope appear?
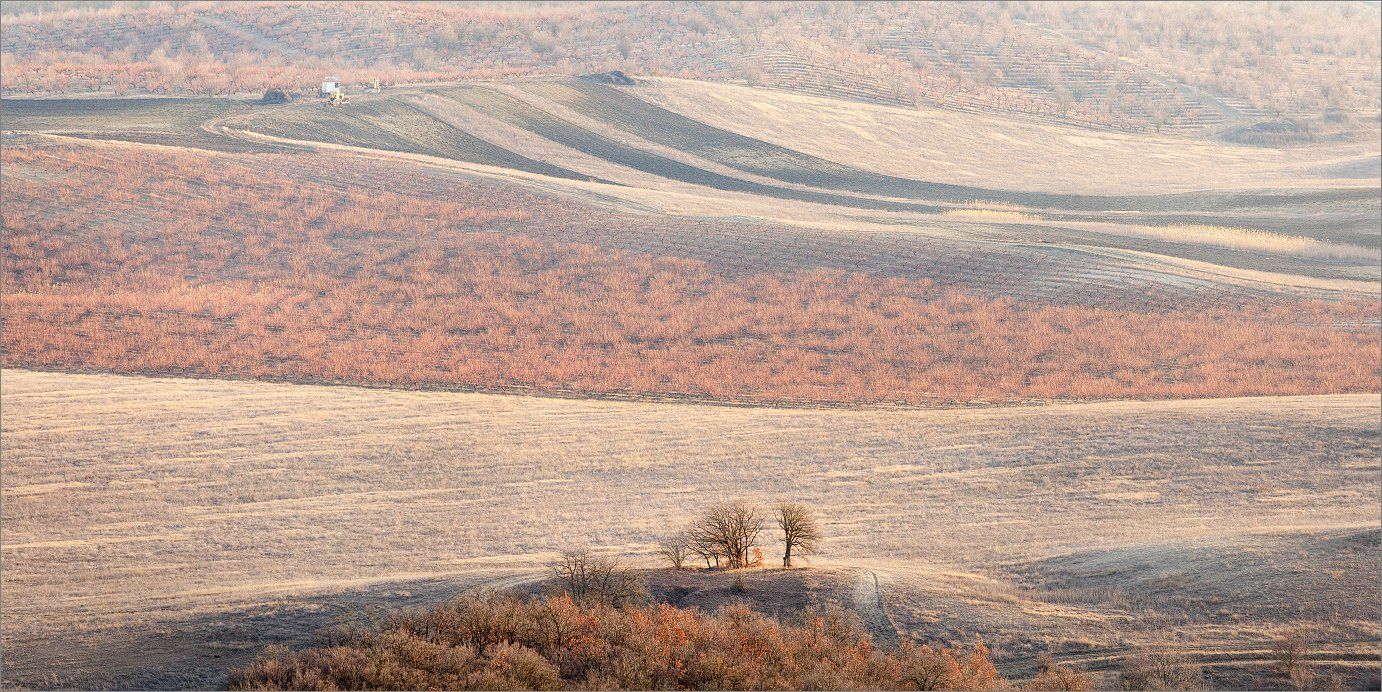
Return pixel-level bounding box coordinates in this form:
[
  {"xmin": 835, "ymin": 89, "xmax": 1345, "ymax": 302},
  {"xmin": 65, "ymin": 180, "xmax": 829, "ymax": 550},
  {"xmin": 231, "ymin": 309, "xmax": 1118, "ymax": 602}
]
[{"xmin": 3, "ymin": 369, "xmax": 1377, "ymax": 688}]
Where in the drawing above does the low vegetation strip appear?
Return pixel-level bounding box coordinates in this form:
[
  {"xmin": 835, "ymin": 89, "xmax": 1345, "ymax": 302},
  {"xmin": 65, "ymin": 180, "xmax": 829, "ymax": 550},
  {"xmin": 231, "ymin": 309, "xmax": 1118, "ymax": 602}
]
[
  {"xmin": 229, "ymin": 592, "xmax": 1010, "ymax": 691},
  {"xmin": 2, "ymin": 143, "xmax": 1377, "ymax": 405}
]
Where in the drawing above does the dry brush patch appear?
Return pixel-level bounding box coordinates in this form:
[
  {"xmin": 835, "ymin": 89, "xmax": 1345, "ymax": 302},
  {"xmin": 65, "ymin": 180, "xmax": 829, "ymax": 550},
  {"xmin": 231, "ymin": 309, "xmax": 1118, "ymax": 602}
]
[
  {"xmin": 2, "ymin": 143, "xmax": 1377, "ymax": 405},
  {"xmin": 228, "ymin": 591, "xmax": 1005, "ymax": 691}
]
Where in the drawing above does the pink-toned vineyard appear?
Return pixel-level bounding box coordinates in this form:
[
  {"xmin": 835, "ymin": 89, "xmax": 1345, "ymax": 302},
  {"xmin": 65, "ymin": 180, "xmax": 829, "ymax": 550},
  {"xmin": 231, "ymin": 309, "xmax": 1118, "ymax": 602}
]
[{"xmin": 2, "ymin": 144, "xmax": 1377, "ymax": 405}]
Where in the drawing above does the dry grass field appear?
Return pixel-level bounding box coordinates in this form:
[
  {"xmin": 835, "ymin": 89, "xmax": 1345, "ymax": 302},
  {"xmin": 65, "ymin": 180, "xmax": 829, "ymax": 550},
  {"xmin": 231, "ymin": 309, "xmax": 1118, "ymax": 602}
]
[
  {"xmin": 634, "ymin": 78, "xmax": 1382, "ymax": 196},
  {"xmin": 1, "ymin": 6, "xmax": 1378, "ymax": 689},
  {"xmin": 3, "ymin": 370, "xmax": 1378, "ymax": 688}
]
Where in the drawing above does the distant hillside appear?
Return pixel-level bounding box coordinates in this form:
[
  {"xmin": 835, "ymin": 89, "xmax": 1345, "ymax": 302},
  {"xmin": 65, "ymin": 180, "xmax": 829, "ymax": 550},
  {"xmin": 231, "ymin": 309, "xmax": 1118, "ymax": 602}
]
[{"xmin": 2, "ymin": 1, "xmax": 1377, "ymax": 136}]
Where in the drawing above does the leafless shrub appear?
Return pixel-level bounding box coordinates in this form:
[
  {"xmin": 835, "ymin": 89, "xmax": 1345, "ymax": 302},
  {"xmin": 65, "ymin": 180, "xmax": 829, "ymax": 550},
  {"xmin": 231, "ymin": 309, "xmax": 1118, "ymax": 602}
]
[
  {"xmin": 1118, "ymin": 650, "xmax": 1206, "ymax": 691},
  {"xmin": 1027, "ymin": 653, "xmax": 1096, "ymax": 690},
  {"xmin": 1273, "ymin": 627, "xmax": 1314, "ymax": 690}
]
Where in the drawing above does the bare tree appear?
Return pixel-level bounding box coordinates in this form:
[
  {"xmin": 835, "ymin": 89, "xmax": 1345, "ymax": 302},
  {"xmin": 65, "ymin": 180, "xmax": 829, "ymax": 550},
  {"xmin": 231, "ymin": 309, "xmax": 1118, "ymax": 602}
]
[
  {"xmin": 776, "ymin": 501, "xmax": 822, "ymax": 568},
  {"xmin": 687, "ymin": 527, "xmax": 721, "ymax": 568},
  {"xmin": 723, "ymin": 502, "xmax": 764, "ymax": 568},
  {"xmin": 690, "ymin": 502, "xmax": 763, "ymax": 569},
  {"xmin": 549, "ymin": 549, "xmax": 645, "ymax": 606},
  {"xmin": 658, "ymin": 531, "xmax": 690, "ymax": 569}
]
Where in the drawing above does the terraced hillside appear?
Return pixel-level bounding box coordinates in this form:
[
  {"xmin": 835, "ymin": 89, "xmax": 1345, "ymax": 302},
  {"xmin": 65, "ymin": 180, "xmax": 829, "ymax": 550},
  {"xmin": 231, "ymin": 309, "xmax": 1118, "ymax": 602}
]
[
  {"xmin": 0, "ymin": 97, "xmax": 275, "ymax": 152},
  {"xmin": 238, "ymin": 96, "xmax": 605, "ymax": 182},
  {"xmin": 4, "ymin": 133, "xmax": 1378, "ymax": 406},
  {"xmin": 509, "ymin": 79, "xmax": 1378, "ymax": 214},
  {"xmin": 4, "ymin": 75, "xmax": 1379, "ymax": 407},
  {"xmin": 3, "ymin": 371, "xmax": 1378, "ymax": 688}
]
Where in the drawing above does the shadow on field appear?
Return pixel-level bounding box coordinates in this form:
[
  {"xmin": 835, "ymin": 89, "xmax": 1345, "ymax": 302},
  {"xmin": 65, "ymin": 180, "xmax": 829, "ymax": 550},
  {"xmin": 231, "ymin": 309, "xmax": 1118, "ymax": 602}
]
[{"xmin": 0, "ymin": 575, "xmax": 489, "ymax": 690}]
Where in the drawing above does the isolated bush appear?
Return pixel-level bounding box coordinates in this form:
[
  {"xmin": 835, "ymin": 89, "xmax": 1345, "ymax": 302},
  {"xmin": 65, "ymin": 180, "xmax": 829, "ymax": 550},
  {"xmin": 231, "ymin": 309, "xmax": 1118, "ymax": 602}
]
[
  {"xmin": 658, "ymin": 532, "xmax": 690, "ymax": 569},
  {"xmin": 231, "ymin": 593, "xmax": 1005, "ymax": 690},
  {"xmin": 1269, "ymin": 627, "xmax": 1348, "ymax": 690},
  {"xmin": 1118, "ymin": 650, "xmax": 1205, "ymax": 691},
  {"xmin": 1026, "ymin": 654, "xmax": 1096, "ymax": 690}
]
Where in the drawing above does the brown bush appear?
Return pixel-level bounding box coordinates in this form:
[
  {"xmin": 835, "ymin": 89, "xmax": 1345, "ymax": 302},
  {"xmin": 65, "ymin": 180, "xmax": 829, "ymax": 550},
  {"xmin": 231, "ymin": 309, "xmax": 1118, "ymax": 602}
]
[{"xmin": 229, "ymin": 592, "xmax": 1006, "ymax": 690}]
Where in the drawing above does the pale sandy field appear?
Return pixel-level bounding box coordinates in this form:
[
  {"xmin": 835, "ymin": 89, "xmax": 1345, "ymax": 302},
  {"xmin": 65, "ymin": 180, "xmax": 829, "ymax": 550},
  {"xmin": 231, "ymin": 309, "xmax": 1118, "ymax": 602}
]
[
  {"xmin": 2, "ymin": 370, "xmax": 1377, "ymax": 688},
  {"xmin": 635, "ymin": 78, "xmax": 1381, "ymax": 195}
]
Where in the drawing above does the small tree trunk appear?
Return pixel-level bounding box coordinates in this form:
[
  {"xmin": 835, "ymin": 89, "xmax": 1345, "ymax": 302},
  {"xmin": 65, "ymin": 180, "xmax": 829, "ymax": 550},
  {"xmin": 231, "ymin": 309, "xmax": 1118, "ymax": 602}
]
[{"xmin": 783, "ymin": 543, "xmax": 792, "ymax": 568}]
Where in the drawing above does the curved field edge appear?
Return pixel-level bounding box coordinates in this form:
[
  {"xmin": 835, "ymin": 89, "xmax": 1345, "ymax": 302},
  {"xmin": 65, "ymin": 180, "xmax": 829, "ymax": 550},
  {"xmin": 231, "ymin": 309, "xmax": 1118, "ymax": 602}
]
[
  {"xmin": 9, "ymin": 84, "xmax": 1360, "ymax": 220},
  {"xmin": 513, "ymin": 78, "xmax": 1380, "ymax": 213},
  {"xmin": 6, "ymin": 92, "xmax": 1377, "ymax": 279}
]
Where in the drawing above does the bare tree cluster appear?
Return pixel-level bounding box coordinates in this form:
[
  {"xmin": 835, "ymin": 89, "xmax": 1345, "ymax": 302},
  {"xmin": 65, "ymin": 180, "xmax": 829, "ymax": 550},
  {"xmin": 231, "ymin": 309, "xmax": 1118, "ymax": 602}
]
[
  {"xmin": 689, "ymin": 502, "xmax": 764, "ymax": 569},
  {"xmin": 661, "ymin": 501, "xmax": 822, "ymax": 570},
  {"xmin": 549, "ymin": 549, "xmax": 646, "ymax": 606}
]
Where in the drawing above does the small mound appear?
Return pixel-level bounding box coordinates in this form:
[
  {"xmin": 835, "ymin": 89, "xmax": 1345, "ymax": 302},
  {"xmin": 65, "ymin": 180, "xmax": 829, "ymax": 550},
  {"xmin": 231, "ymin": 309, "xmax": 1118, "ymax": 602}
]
[
  {"xmin": 580, "ymin": 70, "xmax": 638, "ymax": 85},
  {"xmin": 1220, "ymin": 118, "xmax": 1313, "ymax": 146}
]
